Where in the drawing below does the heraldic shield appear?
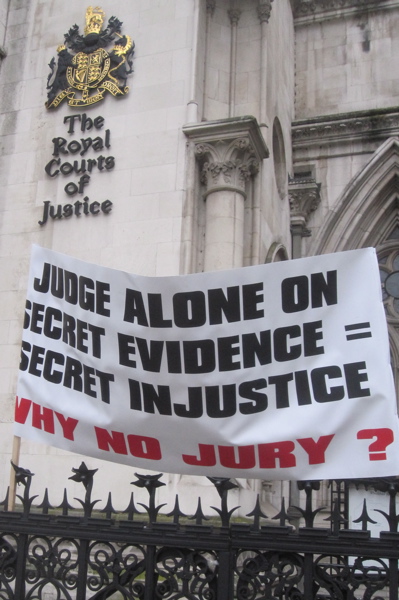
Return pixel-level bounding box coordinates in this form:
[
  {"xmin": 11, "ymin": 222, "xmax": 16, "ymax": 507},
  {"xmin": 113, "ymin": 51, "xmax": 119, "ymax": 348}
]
[{"xmin": 46, "ymin": 6, "xmax": 134, "ymax": 109}]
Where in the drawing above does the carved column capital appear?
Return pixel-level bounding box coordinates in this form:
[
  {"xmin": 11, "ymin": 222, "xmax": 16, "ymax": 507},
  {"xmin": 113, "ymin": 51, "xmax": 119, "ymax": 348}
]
[
  {"xmin": 289, "ymin": 176, "xmax": 321, "ymax": 234},
  {"xmin": 183, "ymin": 117, "xmax": 269, "ymax": 199},
  {"xmin": 195, "ymin": 139, "xmax": 260, "ymax": 195},
  {"xmin": 228, "ymin": 8, "xmax": 241, "ymax": 25},
  {"xmin": 257, "ymin": 0, "xmax": 274, "ymax": 23}
]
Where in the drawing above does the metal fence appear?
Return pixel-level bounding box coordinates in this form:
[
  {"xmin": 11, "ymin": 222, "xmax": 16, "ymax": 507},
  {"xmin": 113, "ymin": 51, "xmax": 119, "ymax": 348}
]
[{"xmin": 1, "ymin": 462, "xmax": 399, "ymax": 599}]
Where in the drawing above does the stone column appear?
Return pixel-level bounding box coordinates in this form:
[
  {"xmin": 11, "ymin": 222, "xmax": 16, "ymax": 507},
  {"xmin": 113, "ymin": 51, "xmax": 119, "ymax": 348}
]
[
  {"xmin": 228, "ymin": 8, "xmax": 241, "ymax": 118},
  {"xmin": 288, "ymin": 176, "xmax": 321, "ymax": 259},
  {"xmin": 183, "ymin": 117, "xmax": 269, "ymax": 272},
  {"xmin": 257, "ymin": 0, "xmax": 274, "ymax": 126},
  {"xmin": 202, "ymin": 0, "xmax": 216, "ymax": 121},
  {"xmin": 249, "ymin": 1, "xmax": 273, "ymax": 265},
  {"xmin": 198, "ymin": 138, "xmax": 256, "ymax": 271},
  {"xmin": 186, "ymin": 0, "xmax": 201, "ymax": 124}
]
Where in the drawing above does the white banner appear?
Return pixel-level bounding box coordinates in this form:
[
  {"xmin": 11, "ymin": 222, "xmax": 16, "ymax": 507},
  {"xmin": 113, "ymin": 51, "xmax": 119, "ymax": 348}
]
[{"xmin": 14, "ymin": 245, "xmax": 399, "ymax": 479}]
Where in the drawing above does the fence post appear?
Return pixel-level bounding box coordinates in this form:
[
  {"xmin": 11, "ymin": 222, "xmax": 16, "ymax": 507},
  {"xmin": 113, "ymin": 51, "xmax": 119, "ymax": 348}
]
[
  {"xmin": 389, "ymin": 557, "xmax": 399, "ymax": 600},
  {"xmin": 76, "ymin": 539, "xmax": 89, "ymax": 600},
  {"xmin": 69, "ymin": 462, "xmax": 99, "ymax": 600},
  {"xmin": 297, "ymin": 481, "xmax": 320, "ymax": 600},
  {"xmin": 217, "ymin": 549, "xmax": 234, "ymax": 600},
  {"xmin": 143, "ymin": 544, "xmax": 157, "ymax": 600},
  {"xmin": 387, "ymin": 481, "xmax": 399, "ymax": 600},
  {"xmin": 303, "ymin": 552, "xmax": 314, "ymax": 600},
  {"xmin": 131, "ymin": 473, "xmax": 166, "ymax": 600},
  {"xmin": 14, "ymin": 533, "xmax": 27, "ymax": 599}
]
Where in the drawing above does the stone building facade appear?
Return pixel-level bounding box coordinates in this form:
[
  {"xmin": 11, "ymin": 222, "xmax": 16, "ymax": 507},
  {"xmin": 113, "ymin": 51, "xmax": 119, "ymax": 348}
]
[{"xmin": 0, "ymin": 0, "xmax": 398, "ymax": 513}]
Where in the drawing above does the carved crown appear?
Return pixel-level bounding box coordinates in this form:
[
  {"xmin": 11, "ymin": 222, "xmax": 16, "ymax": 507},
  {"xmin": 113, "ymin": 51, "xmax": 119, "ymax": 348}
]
[{"xmin": 84, "ymin": 6, "xmax": 105, "ymax": 36}]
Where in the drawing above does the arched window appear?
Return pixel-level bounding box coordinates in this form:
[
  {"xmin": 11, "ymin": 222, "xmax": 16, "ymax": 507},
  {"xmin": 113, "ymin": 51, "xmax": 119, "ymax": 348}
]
[
  {"xmin": 265, "ymin": 242, "xmax": 288, "ymax": 263},
  {"xmin": 272, "ymin": 117, "xmax": 287, "ymax": 200}
]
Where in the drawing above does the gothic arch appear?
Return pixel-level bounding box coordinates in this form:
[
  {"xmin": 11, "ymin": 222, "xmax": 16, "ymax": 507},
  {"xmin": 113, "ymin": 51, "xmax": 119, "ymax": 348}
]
[{"xmin": 311, "ymin": 137, "xmax": 399, "ymax": 254}]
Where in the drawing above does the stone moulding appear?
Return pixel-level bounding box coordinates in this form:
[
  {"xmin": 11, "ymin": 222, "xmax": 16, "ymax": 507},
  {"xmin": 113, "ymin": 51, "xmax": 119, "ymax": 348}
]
[
  {"xmin": 294, "ymin": 0, "xmax": 399, "ymax": 22},
  {"xmin": 292, "ymin": 107, "xmax": 399, "ymax": 148},
  {"xmin": 183, "ymin": 117, "xmax": 269, "ymax": 160}
]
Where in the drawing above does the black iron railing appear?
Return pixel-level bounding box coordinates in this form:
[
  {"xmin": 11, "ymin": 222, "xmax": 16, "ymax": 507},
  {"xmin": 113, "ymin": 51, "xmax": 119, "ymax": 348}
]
[{"xmin": 0, "ymin": 462, "xmax": 398, "ymax": 599}]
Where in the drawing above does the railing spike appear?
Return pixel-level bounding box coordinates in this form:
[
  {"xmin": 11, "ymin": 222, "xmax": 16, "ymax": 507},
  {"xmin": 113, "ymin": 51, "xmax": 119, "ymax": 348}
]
[
  {"xmin": 166, "ymin": 494, "xmax": 186, "ymax": 524},
  {"xmin": 353, "ymin": 499, "xmax": 377, "ymax": 531},
  {"xmin": 324, "ymin": 499, "xmax": 348, "ymax": 534},
  {"xmin": 273, "ymin": 497, "xmax": 291, "ymax": 527},
  {"xmin": 247, "ymin": 494, "xmax": 268, "ymax": 530},
  {"xmin": 372, "ymin": 478, "xmax": 399, "ymax": 532},
  {"xmin": 190, "ymin": 497, "xmax": 208, "ymax": 525},
  {"xmin": 0, "ymin": 487, "xmax": 9, "ymax": 512},
  {"xmin": 122, "ymin": 492, "xmax": 140, "ymax": 521},
  {"xmin": 37, "ymin": 488, "xmax": 53, "ymax": 515},
  {"xmin": 101, "ymin": 492, "xmax": 116, "ymax": 519},
  {"xmin": 58, "ymin": 488, "xmax": 74, "ymax": 516}
]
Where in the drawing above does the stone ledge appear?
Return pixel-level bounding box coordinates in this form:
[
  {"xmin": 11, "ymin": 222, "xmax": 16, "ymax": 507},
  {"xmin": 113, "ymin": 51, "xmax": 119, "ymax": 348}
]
[
  {"xmin": 292, "ymin": 107, "xmax": 399, "ymax": 147},
  {"xmin": 183, "ymin": 116, "xmax": 269, "ymax": 161}
]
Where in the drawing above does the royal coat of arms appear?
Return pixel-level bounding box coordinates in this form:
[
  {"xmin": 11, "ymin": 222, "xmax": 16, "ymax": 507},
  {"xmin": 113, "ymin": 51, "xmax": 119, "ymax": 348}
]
[{"xmin": 46, "ymin": 6, "xmax": 134, "ymax": 109}]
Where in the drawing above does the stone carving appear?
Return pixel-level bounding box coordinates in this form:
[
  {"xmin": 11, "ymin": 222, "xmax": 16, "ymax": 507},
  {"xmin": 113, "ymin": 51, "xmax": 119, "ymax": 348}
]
[
  {"xmin": 257, "ymin": 0, "xmax": 274, "ymax": 23},
  {"xmin": 46, "ymin": 6, "xmax": 134, "ymax": 109},
  {"xmin": 200, "ymin": 161, "xmax": 235, "ymax": 185},
  {"xmin": 228, "ymin": 9, "xmax": 241, "ymax": 24},
  {"xmin": 239, "ymin": 158, "xmax": 260, "ymax": 182},
  {"xmin": 195, "ymin": 138, "xmax": 259, "ymax": 195},
  {"xmin": 289, "ymin": 187, "xmax": 321, "ymax": 217},
  {"xmin": 183, "ymin": 117, "xmax": 269, "ymax": 199},
  {"xmin": 289, "ymin": 175, "xmax": 321, "ymax": 235},
  {"xmin": 295, "ymin": 0, "xmax": 381, "ymax": 17},
  {"xmin": 292, "ymin": 109, "xmax": 399, "ymax": 147}
]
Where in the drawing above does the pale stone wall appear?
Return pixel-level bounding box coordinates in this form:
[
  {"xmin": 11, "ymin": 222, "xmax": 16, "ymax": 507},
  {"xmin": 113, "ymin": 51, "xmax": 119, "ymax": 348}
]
[
  {"xmin": 295, "ymin": 7, "xmax": 399, "ymax": 119},
  {"xmin": 293, "ymin": 3, "xmax": 399, "ymax": 259},
  {"xmin": 0, "ymin": 0, "xmax": 295, "ymax": 514}
]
